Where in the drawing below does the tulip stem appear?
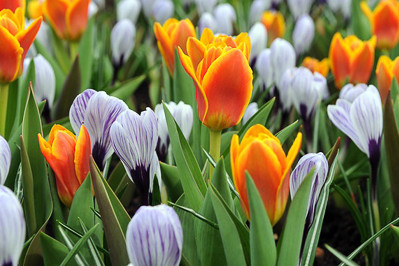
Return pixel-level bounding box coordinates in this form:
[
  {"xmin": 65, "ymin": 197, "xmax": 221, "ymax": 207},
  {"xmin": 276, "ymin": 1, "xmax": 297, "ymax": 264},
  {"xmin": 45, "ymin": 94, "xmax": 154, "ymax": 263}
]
[
  {"xmin": 209, "ymin": 130, "xmax": 222, "ymax": 178},
  {"xmin": 0, "ymin": 83, "xmax": 9, "ymax": 136}
]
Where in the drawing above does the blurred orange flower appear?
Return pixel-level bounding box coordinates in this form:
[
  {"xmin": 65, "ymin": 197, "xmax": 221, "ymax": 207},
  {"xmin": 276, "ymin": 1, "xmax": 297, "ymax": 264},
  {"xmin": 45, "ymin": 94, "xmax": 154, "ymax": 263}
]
[
  {"xmin": 302, "ymin": 57, "xmax": 330, "ymax": 77},
  {"xmin": 28, "ymin": 0, "xmax": 44, "ymax": 20},
  {"xmin": 261, "ymin": 11, "xmax": 285, "ymax": 46},
  {"xmin": 376, "ymin": 55, "xmax": 399, "ymax": 103}
]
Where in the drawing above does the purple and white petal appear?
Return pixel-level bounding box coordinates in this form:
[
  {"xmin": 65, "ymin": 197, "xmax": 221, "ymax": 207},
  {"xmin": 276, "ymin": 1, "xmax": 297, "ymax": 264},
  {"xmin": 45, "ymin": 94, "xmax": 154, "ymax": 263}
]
[
  {"xmin": 213, "ymin": 4, "xmax": 236, "ymax": 35},
  {"xmin": 249, "ymin": 0, "xmax": 271, "ymax": 25},
  {"xmin": 288, "ymin": 0, "xmax": 313, "ymax": 19},
  {"xmin": 278, "ymin": 68, "xmax": 297, "ymax": 112},
  {"xmin": 339, "ymin": 83, "xmax": 367, "ymax": 103},
  {"xmin": 173, "ymin": 102, "xmax": 193, "ymax": 141},
  {"xmin": 249, "ymin": 23, "xmax": 267, "ymax": 62},
  {"xmin": 256, "ymin": 49, "xmax": 274, "ymax": 91},
  {"xmin": 0, "ymin": 136, "xmax": 11, "ymax": 185},
  {"xmin": 243, "ymin": 102, "xmax": 259, "ymax": 125},
  {"xmin": 292, "ymin": 14, "xmax": 314, "ymax": 55},
  {"xmin": 69, "ymin": 89, "xmax": 96, "ymax": 135},
  {"xmin": 198, "ymin": 12, "xmax": 218, "ymax": 34},
  {"xmin": 149, "ymin": 153, "xmax": 162, "ymax": 192},
  {"xmin": 270, "ymin": 38, "xmax": 296, "ymax": 89}
]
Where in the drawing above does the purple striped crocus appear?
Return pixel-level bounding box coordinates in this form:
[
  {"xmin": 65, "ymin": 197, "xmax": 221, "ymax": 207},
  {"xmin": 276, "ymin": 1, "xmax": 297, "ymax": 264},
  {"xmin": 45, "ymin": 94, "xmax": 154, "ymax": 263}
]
[
  {"xmin": 110, "ymin": 108, "xmax": 160, "ymax": 205},
  {"xmin": 69, "ymin": 89, "xmax": 128, "ymax": 170},
  {"xmin": 0, "ymin": 136, "xmax": 11, "ymax": 185},
  {"xmin": 339, "ymin": 83, "xmax": 367, "ymax": 103},
  {"xmin": 0, "ymin": 186, "xmax": 26, "ymax": 266},
  {"xmin": 126, "ymin": 204, "xmax": 183, "ymax": 266}
]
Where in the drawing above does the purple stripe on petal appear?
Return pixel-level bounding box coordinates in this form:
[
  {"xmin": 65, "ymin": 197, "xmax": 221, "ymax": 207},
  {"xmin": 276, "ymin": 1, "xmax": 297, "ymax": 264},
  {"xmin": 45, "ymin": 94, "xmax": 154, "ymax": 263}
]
[{"xmin": 69, "ymin": 89, "xmax": 96, "ymax": 135}]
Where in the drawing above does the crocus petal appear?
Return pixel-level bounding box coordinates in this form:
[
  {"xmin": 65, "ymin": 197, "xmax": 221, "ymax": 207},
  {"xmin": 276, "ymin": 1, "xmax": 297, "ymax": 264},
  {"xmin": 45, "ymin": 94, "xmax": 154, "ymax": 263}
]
[
  {"xmin": 74, "ymin": 125, "xmax": 91, "ymax": 184},
  {"xmin": 329, "ymin": 33, "xmax": 351, "ymax": 88},
  {"xmin": 69, "ymin": 89, "xmax": 96, "ymax": 134},
  {"xmin": 0, "ymin": 136, "xmax": 11, "ymax": 185},
  {"xmin": 0, "ymin": 26, "xmax": 23, "ymax": 82},
  {"xmin": 66, "ymin": 0, "xmax": 90, "ymax": 40},
  {"xmin": 16, "ymin": 17, "xmax": 42, "ymax": 70}
]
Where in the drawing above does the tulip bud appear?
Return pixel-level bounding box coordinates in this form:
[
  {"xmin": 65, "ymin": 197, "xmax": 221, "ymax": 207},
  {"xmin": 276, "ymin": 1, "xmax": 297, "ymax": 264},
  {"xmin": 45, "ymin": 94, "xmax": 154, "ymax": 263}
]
[
  {"xmin": 198, "ymin": 12, "xmax": 218, "ymax": 34},
  {"xmin": 152, "ymin": 0, "xmax": 174, "ymax": 24},
  {"xmin": 288, "ymin": 0, "xmax": 313, "ymax": 19},
  {"xmin": 0, "ymin": 136, "xmax": 11, "ymax": 185},
  {"xmin": 249, "ymin": 23, "xmax": 267, "ymax": 63},
  {"xmin": 256, "ymin": 49, "xmax": 274, "ymax": 92},
  {"xmin": 111, "ymin": 19, "xmax": 136, "ymax": 67},
  {"xmin": 261, "ymin": 10, "xmax": 285, "ymax": 45},
  {"xmin": 270, "ymin": 38, "xmax": 296, "ymax": 89},
  {"xmin": 214, "ymin": 4, "xmax": 236, "ymax": 35},
  {"xmin": 292, "ymin": 15, "xmax": 315, "ymax": 55},
  {"xmin": 339, "ymin": 83, "xmax": 367, "ymax": 103},
  {"xmin": 126, "ymin": 204, "xmax": 183, "ymax": 266},
  {"xmin": 117, "ymin": 0, "xmax": 141, "ymax": 24},
  {"xmin": 196, "ymin": 0, "xmax": 218, "ymax": 15},
  {"xmin": 376, "ymin": 55, "xmax": 399, "ymax": 103},
  {"xmin": 249, "ymin": 0, "xmax": 271, "ymax": 26},
  {"xmin": 242, "ymin": 102, "xmax": 259, "ymax": 125},
  {"xmin": 0, "ymin": 186, "xmax": 26, "ymax": 266}
]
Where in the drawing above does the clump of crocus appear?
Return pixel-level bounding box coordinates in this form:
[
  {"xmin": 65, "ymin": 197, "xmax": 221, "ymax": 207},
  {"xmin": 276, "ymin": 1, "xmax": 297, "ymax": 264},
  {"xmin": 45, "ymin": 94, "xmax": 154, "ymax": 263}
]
[
  {"xmin": 230, "ymin": 124, "xmax": 302, "ymax": 225},
  {"xmin": 38, "ymin": 125, "xmax": 91, "ymax": 207},
  {"xmin": 261, "ymin": 10, "xmax": 285, "ymax": 46},
  {"xmin": 376, "ymin": 55, "xmax": 399, "ymax": 103},
  {"xmin": 302, "ymin": 57, "xmax": 329, "ymax": 77}
]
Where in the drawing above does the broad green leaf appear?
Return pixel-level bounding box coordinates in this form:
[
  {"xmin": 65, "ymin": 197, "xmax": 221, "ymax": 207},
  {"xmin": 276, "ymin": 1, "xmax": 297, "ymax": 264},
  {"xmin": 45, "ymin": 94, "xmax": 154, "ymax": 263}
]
[
  {"xmin": 325, "ymin": 245, "xmax": 359, "ymax": 266},
  {"xmin": 220, "ymin": 131, "xmax": 237, "ymax": 155},
  {"xmin": 18, "ymin": 62, "xmax": 35, "ymax": 125},
  {"xmin": 110, "ymin": 75, "xmax": 146, "ymax": 100},
  {"xmin": 173, "ymin": 49, "xmax": 195, "ymax": 107},
  {"xmin": 79, "ymin": 19, "xmax": 94, "ymax": 90},
  {"xmin": 160, "ymin": 162, "xmax": 183, "ymax": 202},
  {"xmin": 350, "ymin": 0, "xmax": 371, "ymax": 40},
  {"xmin": 50, "ymin": 29, "xmax": 71, "ymax": 74},
  {"xmin": 4, "ymin": 81, "xmax": 18, "ymax": 139},
  {"xmin": 40, "ymin": 233, "xmax": 69, "ymax": 266}
]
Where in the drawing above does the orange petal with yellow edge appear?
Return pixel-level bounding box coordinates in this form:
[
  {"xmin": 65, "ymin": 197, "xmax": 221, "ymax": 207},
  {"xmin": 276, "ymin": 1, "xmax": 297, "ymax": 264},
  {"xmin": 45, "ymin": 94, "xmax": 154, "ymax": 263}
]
[
  {"xmin": 187, "ymin": 37, "xmax": 206, "ymax": 71},
  {"xmin": 376, "ymin": 55, "xmax": 393, "ymax": 103},
  {"xmin": 200, "ymin": 28, "xmax": 215, "ymax": 45},
  {"xmin": 66, "ymin": 0, "xmax": 90, "ymax": 40},
  {"xmin": 44, "ymin": 0, "xmax": 69, "ymax": 39},
  {"xmin": 0, "ymin": 0, "xmax": 25, "ymax": 13},
  {"xmin": 329, "ymin": 33, "xmax": 351, "ymax": 89},
  {"xmin": 0, "ymin": 26, "xmax": 22, "ymax": 83},
  {"xmin": 372, "ymin": 1, "xmax": 399, "ymax": 49},
  {"xmin": 350, "ymin": 40, "xmax": 375, "ymax": 84},
  {"xmin": 154, "ymin": 22, "xmax": 174, "ymax": 75},
  {"xmin": 16, "ymin": 17, "xmax": 42, "ymax": 71},
  {"xmin": 74, "ymin": 125, "xmax": 91, "ymax": 184},
  {"xmin": 170, "ymin": 19, "xmax": 195, "ymax": 54}
]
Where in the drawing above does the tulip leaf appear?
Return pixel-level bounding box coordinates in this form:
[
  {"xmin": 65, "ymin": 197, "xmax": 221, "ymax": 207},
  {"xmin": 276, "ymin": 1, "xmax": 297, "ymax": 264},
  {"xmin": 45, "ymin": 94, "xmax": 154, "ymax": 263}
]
[
  {"xmin": 107, "ymin": 161, "xmax": 128, "ymax": 191},
  {"xmin": 173, "ymin": 49, "xmax": 195, "ymax": 107},
  {"xmin": 79, "ymin": 18, "xmax": 94, "ymax": 90},
  {"xmin": 160, "ymin": 162, "xmax": 183, "ymax": 202},
  {"xmin": 109, "ymin": 75, "xmax": 146, "ymax": 100},
  {"xmin": 350, "ymin": 0, "xmax": 371, "ymax": 40},
  {"xmin": 220, "ymin": 131, "xmax": 237, "ymax": 156},
  {"xmin": 276, "ymin": 120, "xmax": 300, "ymax": 145},
  {"xmin": 325, "ymin": 244, "xmax": 359, "ymax": 266},
  {"xmin": 18, "ymin": 62, "xmax": 35, "ymax": 125},
  {"xmin": 49, "ymin": 29, "xmax": 71, "ymax": 74},
  {"xmin": 277, "ymin": 168, "xmax": 315, "ymax": 266},
  {"xmin": 163, "ymin": 103, "xmax": 206, "ymax": 211},
  {"xmin": 246, "ymin": 172, "xmax": 277, "ymax": 266},
  {"xmin": 40, "ymin": 232, "xmax": 69, "ymax": 266}
]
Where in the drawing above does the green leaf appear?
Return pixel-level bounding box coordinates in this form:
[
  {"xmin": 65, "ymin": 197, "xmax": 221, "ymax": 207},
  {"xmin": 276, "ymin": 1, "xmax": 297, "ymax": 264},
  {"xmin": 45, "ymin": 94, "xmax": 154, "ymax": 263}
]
[
  {"xmin": 107, "ymin": 161, "xmax": 127, "ymax": 191},
  {"xmin": 160, "ymin": 162, "xmax": 183, "ymax": 202},
  {"xmin": 276, "ymin": 120, "xmax": 300, "ymax": 145},
  {"xmin": 78, "ymin": 219, "xmax": 105, "ymax": 266},
  {"xmin": 325, "ymin": 244, "xmax": 359, "ymax": 266},
  {"xmin": 173, "ymin": 49, "xmax": 195, "ymax": 107},
  {"xmin": 220, "ymin": 131, "xmax": 237, "ymax": 155},
  {"xmin": 350, "ymin": 0, "xmax": 371, "ymax": 40},
  {"xmin": 110, "ymin": 75, "xmax": 146, "ymax": 100},
  {"xmin": 40, "ymin": 233, "xmax": 69, "ymax": 266},
  {"xmin": 18, "ymin": 61, "xmax": 35, "ymax": 125},
  {"xmin": 246, "ymin": 173, "xmax": 276, "ymax": 266},
  {"xmin": 79, "ymin": 19, "xmax": 94, "ymax": 90},
  {"xmin": 49, "ymin": 29, "xmax": 71, "ymax": 74}
]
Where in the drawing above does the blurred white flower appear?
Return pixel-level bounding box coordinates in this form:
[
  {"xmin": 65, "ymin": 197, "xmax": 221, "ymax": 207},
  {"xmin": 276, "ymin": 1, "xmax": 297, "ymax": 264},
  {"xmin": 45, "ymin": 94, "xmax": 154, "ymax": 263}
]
[
  {"xmin": 292, "ymin": 15, "xmax": 315, "ymax": 54},
  {"xmin": 249, "ymin": 23, "xmax": 267, "ymax": 63},
  {"xmin": 117, "ymin": 0, "xmax": 141, "ymax": 24},
  {"xmin": 111, "ymin": 19, "xmax": 136, "ymax": 66},
  {"xmin": 213, "ymin": 3, "xmax": 236, "ymax": 35},
  {"xmin": 152, "ymin": 0, "xmax": 174, "ymax": 23}
]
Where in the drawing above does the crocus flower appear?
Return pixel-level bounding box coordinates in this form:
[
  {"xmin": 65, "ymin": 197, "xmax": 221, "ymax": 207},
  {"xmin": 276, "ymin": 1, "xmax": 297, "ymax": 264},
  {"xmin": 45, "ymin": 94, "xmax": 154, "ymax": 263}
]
[
  {"xmin": 38, "ymin": 125, "xmax": 91, "ymax": 207},
  {"xmin": 270, "ymin": 38, "xmax": 296, "ymax": 89},
  {"xmin": 196, "ymin": 0, "xmax": 218, "ymax": 15},
  {"xmin": 88, "ymin": 2, "xmax": 98, "ymax": 17},
  {"xmin": 198, "ymin": 12, "xmax": 217, "ymax": 34},
  {"xmin": 43, "ymin": 0, "xmax": 90, "ymax": 41},
  {"xmin": 292, "ymin": 14, "xmax": 315, "ymax": 55},
  {"xmin": 213, "ymin": 3, "xmax": 236, "ymax": 35},
  {"xmin": 0, "ymin": 186, "xmax": 26, "ymax": 266},
  {"xmin": 126, "ymin": 204, "xmax": 183, "ymax": 266},
  {"xmin": 69, "ymin": 89, "xmax": 128, "ymax": 170},
  {"xmin": 249, "ymin": 22, "xmax": 267, "ymax": 63},
  {"xmin": 249, "ymin": 0, "xmax": 271, "ymax": 26},
  {"xmin": 231, "ymin": 124, "xmax": 302, "ymax": 225},
  {"xmin": 327, "ymin": 0, "xmax": 351, "ymax": 19},
  {"xmin": 117, "ymin": 0, "xmax": 141, "ymax": 24},
  {"xmin": 329, "ymin": 33, "xmax": 376, "ymax": 89},
  {"xmin": 376, "ymin": 55, "xmax": 399, "ymax": 103},
  {"xmin": 242, "ymin": 102, "xmax": 259, "ymax": 125},
  {"xmin": 302, "ymin": 57, "xmax": 329, "ymax": 77},
  {"xmin": 261, "ymin": 11, "xmax": 285, "ymax": 46},
  {"xmin": 111, "ymin": 19, "xmax": 136, "ymax": 67},
  {"xmin": 361, "ymin": 0, "xmax": 399, "ymax": 50},
  {"xmin": 178, "ymin": 28, "xmax": 253, "ymax": 130},
  {"xmin": 339, "ymin": 83, "xmax": 368, "ymax": 103},
  {"xmin": 0, "ymin": 136, "xmax": 11, "ymax": 185},
  {"xmin": 278, "ymin": 68, "xmax": 298, "ymax": 112},
  {"xmin": 0, "ymin": 3, "xmax": 42, "ymax": 83},
  {"xmin": 154, "ymin": 18, "xmax": 196, "ymax": 75},
  {"xmin": 288, "ymin": 0, "xmax": 313, "ymax": 19},
  {"xmin": 110, "ymin": 108, "xmax": 160, "ymax": 205},
  {"xmin": 140, "ymin": 0, "xmax": 156, "ymax": 18},
  {"xmin": 152, "ymin": 0, "xmax": 174, "ymax": 24},
  {"xmin": 256, "ymin": 49, "xmax": 273, "ymax": 92}
]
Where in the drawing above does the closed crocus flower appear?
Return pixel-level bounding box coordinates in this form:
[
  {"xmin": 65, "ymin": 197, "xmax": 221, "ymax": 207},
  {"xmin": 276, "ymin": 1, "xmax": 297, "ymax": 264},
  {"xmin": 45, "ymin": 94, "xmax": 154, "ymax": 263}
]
[
  {"xmin": 249, "ymin": 22, "xmax": 267, "ymax": 63},
  {"xmin": 38, "ymin": 125, "xmax": 91, "ymax": 207},
  {"xmin": 278, "ymin": 68, "xmax": 298, "ymax": 112},
  {"xmin": 261, "ymin": 11, "xmax": 285, "ymax": 46},
  {"xmin": 0, "ymin": 186, "xmax": 26, "ymax": 266},
  {"xmin": 213, "ymin": 3, "xmax": 236, "ymax": 35},
  {"xmin": 111, "ymin": 19, "xmax": 136, "ymax": 67},
  {"xmin": 231, "ymin": 124, "xmax": 302, "ymax": 225},
  {"xmin": 256, "ymin": 49, "xmax": 273, "ymax": 91},
  {"xmin": 270, "ymin": 38, "xmax": 296, "ymax": 89},
  {"xmin": 110, "ymin": 108, "xmax": 160, "ymax": 205},
  {"xmin": 198, "ymin": 12, "xmax": 217, "ymax": 34},
  {"xmin": 154, "ymin": 18, "xmax": 196, "ymax": 75},
  {"xmin": 152, "ymin": 0, "xmax": 174, "ymax": 24},
  {"xmin": 288, "ymin": 0, "xmax": 313, "ymax": 19},
  {"xmin": 117, "ymin": 0, "xmax": 141, "ymax": 24},
  {"xmin": 249, "ymin": 0, "xmax": 271, "ymax": 26},
  {"xmin": 126, "ymin": 204, "xmax": 183, "ymax": 266},
  {"xmin": 88, "ymin": 2, "xmax": 98, "ymax": 17},
  {"xmin": 339, "ymin": 83, "xmax": 368, "ymax": 103},
  {"xmin": 178, "ymin": 28, "xmax": 253, "ymax": 130},
  {"xmin": 292, "ymin": 14, "xmax": 315, "ymax": 55},
  {"xmin": 0, "ymin": 136, "xmax": 11, "ymax": 185},
  {"xmin": 0, "ymin": 4, "xmax": 42, "ymax": 83},
  {"xmin": 302, "ymin": 57, "xmax": 329, "ymax": 77},
  {"xmin": 43, "ymin": 0, "xmax": 90, "ymax": 41},
  {"xmin": 376, "ymin": 55, "xmax": 399, "ymax": 103},
  {"xmin": 69, "ymin": 89, "xmax": 128, "ymax": 170},
  {"xmin": 361, "ymin": 0, "xmax": 399, "ymax": 50},
  {"xmin": 242, "ymin": 102, "xmax": 259, "ymax": 125},
  {"xmin": 329, "ymin": 33, "xmax": 376, "ymax": 89},
  {"xmin": 140, "ymin": 0, "xmax": 156, "ymax": 18},
  {"xmin": 196, "ymin": 0, "xmax": 218, "ymax": 15}
]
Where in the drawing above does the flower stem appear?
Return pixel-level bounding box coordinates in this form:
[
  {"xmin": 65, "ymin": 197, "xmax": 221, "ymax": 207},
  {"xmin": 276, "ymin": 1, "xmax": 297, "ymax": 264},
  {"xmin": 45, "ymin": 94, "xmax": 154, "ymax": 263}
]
[
  {"xmin": 209, "ymin": 129, "xmax": 222, "ymax": 178},
  {"xmin": 0, "ymin": 83, "xmax": 9, "ymax": 136}
]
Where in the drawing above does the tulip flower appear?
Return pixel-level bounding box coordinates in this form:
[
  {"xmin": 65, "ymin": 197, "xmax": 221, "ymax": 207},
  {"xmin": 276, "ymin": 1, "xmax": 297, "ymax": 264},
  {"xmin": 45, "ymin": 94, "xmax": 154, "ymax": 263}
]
[
  {"xmin": 126, "ymin": 204, "xmax": 183, "ymax": 266},
  {"xmin": 198, "ymin": 12, "xmax": 217, "ymax": 34},
  {"xmin": 0, "ymin": 0, "xmax": 25, "ymax": 12},
  {"xmin": 261, "ymin": 11, "xmax": 285, "ymax": 46},
  {"xmin": 28, "ymin": 0, "xmax": 44, "ymax": 19},
  {"xmin": 117, "ymin": 0, "xmax": 141, "ymax": 24},
  {"xmin": 302, "ymin": 57, "xmax": 329, "ymax": 77},
  {"xmin": 288, "ymin": 0, "xmax": 313, "ymax": 19},
  {"xmin": 242, "ymin": 102, "xmax": 259, "ymax": 125},
  {"xmin": 376, "ymin": 55, "xmax": 399, "ymax": 103},
  {"xmin": 249, "ymin": 23, "xmax": 267, "ymax": 63},
  {"xmin": 0, "ymin": 186, "xmax": 26, "ymax": 266},
  {"xmin": 69, "ymin": 89, "xmax": 128, "ymax": 170},
  {"xmin": 152, "ymin": 0, "xmax": 174, "ymax": 24},
  {"xmin": 0, "ymin": 135, "xmax": 11, "ymax": 185},
  {"xmin": 256, "ymin": 49, "xmax": 274, "ymax": 92},
  {"xmin": 38, "ymin": 125, "xmax": 91, "ymax": 207},
  {"xmin": 111, "ymin": 19, "xmax": 136, "ymax": 67},
  {"xmin": 231, "ymin": 124, "xmax": 302, "ymax": 225},
  {"xmin": 154, "ymin": 18, "xmax": 196, "ymax": 75},
  {"xmin": 339, "ymin": 83, "xmax": 367, "ymax": 103},
  {"xmin": 361, "ymin": 0, "xmax": 399, "ymax": 50},
  {"xmin": 292, "ymin": 15, "xmax": 315, "ymax": 55},
  {"xmin": 329, "ymin": 33, "xmax": 376, "ymax": 89},
  {"xmin": 213, "ymin": 3, "xmax": 236, "ymax": 35},
  {"xmin": 43, "ymin": 0, "xmax": 90, "ymax": 41},
  {"xmin": 270, "ymin": 38, "xmax": 296, "ymax": 89}
]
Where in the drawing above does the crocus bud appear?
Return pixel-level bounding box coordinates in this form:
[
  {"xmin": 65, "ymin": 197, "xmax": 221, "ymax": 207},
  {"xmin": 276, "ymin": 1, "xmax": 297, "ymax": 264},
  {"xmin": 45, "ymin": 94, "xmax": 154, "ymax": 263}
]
[
  {"xmin": 126, "ymin": 204, "xmax": 183, "ymax": 266},
  {"xmin": 0, "ymin": 136, "xmax": 11, "ymax": 185},
  {"xmin": 339, "ymin": 83, "xmax": 367, "ymax": 103},
  {"xmin": 141, "ymin": 0, "xmax": 156, "ymax": 18},
  {"xmin": 288, "ymin": 0, "xmax": 313, "ymax": 19},
  {"xmin": 376, "ymin": 55, "xmax": 399, "ymax": 103},
  {"xmin": 270, "ymin": 38, "xmax": 296, "ymax": 89},
  {"xmin": 0, "ymin": 186, "xmax": 26, "ymax": 266},
  {"xmin": 213, "ymin": 3, "xmax": 236, "ymax": 35},
  {"xmin": 242, "ymin": 102, "xmax": 259, "ymax": 125},
  {"xmin": 302, "ymin": 57, "xmax": 329, "ymax": 77},
  {"xmin": 290, "ymin": 152, "xmax": 328, "ymax": 226},
  {"xmin": 278, "ymin": 68, "xmax": 298, "ymax": 112},
  {"xmin": 111, "ymin": 19, "xmax": 136, "ymax": 67},
  {"xmin": 249, "ymin": 23, "xmax": 268, "ymax": 63},
  {"xmin": 231, "ymin": 124, "xmax": 302, "ymax": 225},
  {"xmin": 117, "ymin": 0, "xmax": 141, "ymax": 24},
  {"xmin": 256, "ymin": 49, "xmax": 274, "ymax": 91},
  {"xmin": 110, "ymin": 108, "xmax": 160, "ymax": 205},
  {"xmin": 249, "ymin": 0, "xmax": 271, "ymax": 26},
  {"xmin": 198, "ymin": 12, "xmax": 218, "ymax": 34},
  {"xmin": 292, "ymin": 15, "xmax": 315, "ymax": 55},
  {"xmin": 196, "ymin": 0, "xmax": 218, "ymax": 15},
  {"xmin": 69, "ymin": 90, "xmax": 128, "ymax": 170},
  {"xmin": 152, "ymin": 0, "xmax": 174, "ymax": 24},
  {"xmin": 261, "ymin": 11, "xmax": 285, "ymax": 45}
]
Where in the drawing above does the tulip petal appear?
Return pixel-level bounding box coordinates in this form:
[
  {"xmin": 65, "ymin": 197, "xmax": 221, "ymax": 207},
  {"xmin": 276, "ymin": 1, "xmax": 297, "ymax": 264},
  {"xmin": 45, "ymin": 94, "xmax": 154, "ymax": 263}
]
[
  {"xmin": 0, "ymin": 0, "xmax": 25, "ymax": 13},
  {"xmin": 66, "ymin": 0, "xmax": 90, "ymax": 40},
  {"xmin": 74, "ymin": 125, "xmax": 91, "ymax": 184},
  {"xmin": 376, "ymin": 55, "xmax": 393, "ymax": 103},
  {"xmin": 187, "ymin": 37, "xmax": 206, "ymax": 71},
  {"xmin": 16, "ymin": 17, "xmax": 42, "ymax": 67},
  {"xmin": 372, "ymin": 1, "xmax": 399, "ymax": 49},
  {"xmin": 44, "ymin": 0, "xmax": 69, "ymax": 39},
  {"xmin": 199, "ymin": 28, "xmax": 215, "ymax": 45},
  {"xmin": 0, "ymin": 26, "xmax": 22, "ymax": 82},
  {"xmin": 154, "ymin": 22, "xmax": 174, "ymax": 75},
  {"xmin": 350, "ymin": 40, "xmax": 375, "ymax": 84},
  {"xmin": 170, "ymin": 19, "xmax": 195, "ymax": 54},
  {"xmin": 329, "ymin": 33, "xmax": 351, "ymax": 88}
]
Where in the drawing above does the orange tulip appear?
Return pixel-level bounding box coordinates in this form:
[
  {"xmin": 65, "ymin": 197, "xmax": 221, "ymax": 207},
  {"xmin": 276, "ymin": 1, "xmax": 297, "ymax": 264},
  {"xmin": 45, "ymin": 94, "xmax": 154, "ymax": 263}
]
[
  {"xmin": 43, "ymin": 0, "xmax": 91, "ymax": 41},
  {"xmin": 28, "ymin": 0, "xmax": 44, "ymax": 20},
  {"xmin": 0, "ymin": 5, "xmax": 42, "ymax": 83},
  {"xmin": 329, "ymin": 33, "xmax": 376, "ymax": 89},
  {"xmin": 38, "ymin": 125, "xmax": 91, "ymax": 207},
  {"xmin": 302, "ymin": 57, "xmax": 330, "ymax": 77},
  {"xmin": 261, "ymin": 11, "xmax": 285, "ymax": 46},
  {"xmin": 0, "ymin": 0, "xmax": 25, "ymax": 12},
  {"xmin": 361, "ymin": 0, "xmax": 399, "ymax": 50},
  {"xmin": 230, "ymin": 124, "xmax": 302, "ymax": 225},
  {"xmin": 154, "ymin": 18, "xmax": 196, "ymax": 75},
  {"xmin": 376, "ymin": 55, "xmax": 399, "ymax": 103},
  {"xmin": 178, "ymin": 28, "xmax": 253, "ymax": 130}
]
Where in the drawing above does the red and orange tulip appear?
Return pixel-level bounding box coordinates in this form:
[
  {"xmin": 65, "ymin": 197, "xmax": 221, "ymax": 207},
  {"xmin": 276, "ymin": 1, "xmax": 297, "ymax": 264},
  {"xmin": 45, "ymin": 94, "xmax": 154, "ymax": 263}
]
[
  {"xmin": 38, "ymin": 125, "xmax": 91, "ymax": 207},
  {"xmin": 43, "ymin": 0, "xmax": 91, "ymax": 41},
  {"xmin": 0, "ymin": 3, "xmax": 42, "ymax": 83},
  {"xmin": 230, "ymin": 124, "xmax": 302, "ymax": 225},
  {"xmin": 329, "ymin": 33, "xmax": 376, "ymax": 89},
  {"xmin": 376, "ymin": 55, "xmax": 399, "ymax": 103},
  {"xmin": 361, "ymin": 0, "xmax": 399, "ymax": 50},
  {"xmin": 154, "ymin": 18, "xmax": 196, "ymax": 75},
  {"xmin": 178, "ymin": 28, "xmax": 253, "ymax": 130},
  {"xmin": 261, "ymin": 11, "xmax": 285, "ymax": 46},
  {"xmin": 28, "ymin": 0, "xmax": 44, "ymax": 20},
  {"xmin": 302, "ymin": 57, "xmax": 330, "ymax": 77}
]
